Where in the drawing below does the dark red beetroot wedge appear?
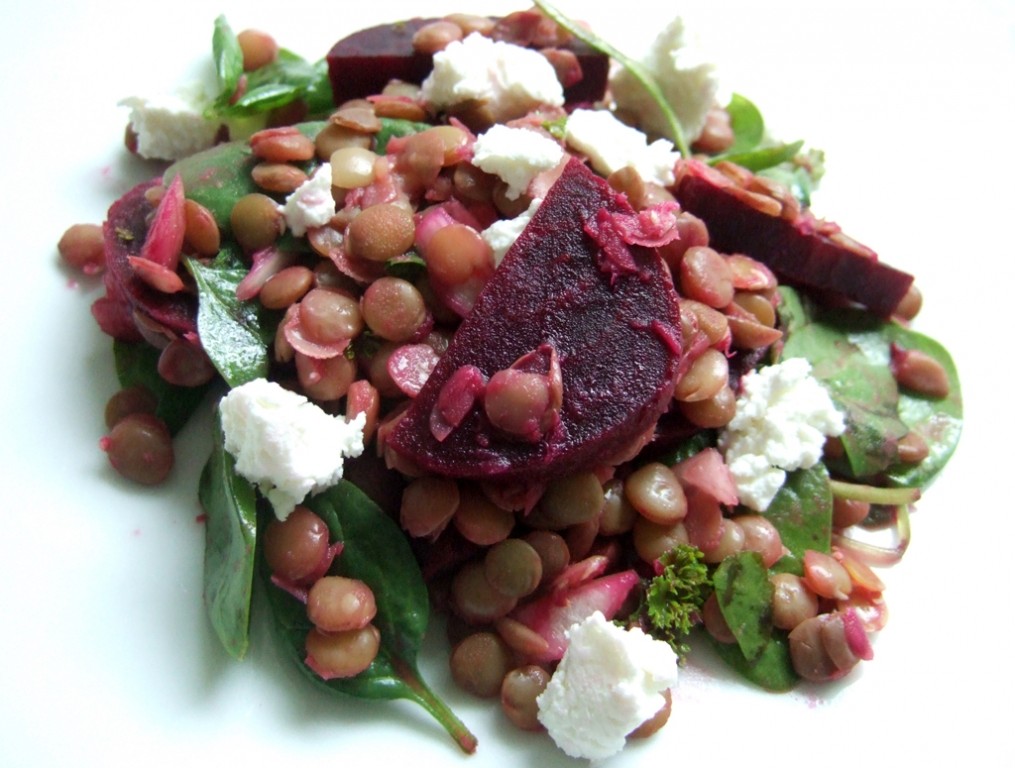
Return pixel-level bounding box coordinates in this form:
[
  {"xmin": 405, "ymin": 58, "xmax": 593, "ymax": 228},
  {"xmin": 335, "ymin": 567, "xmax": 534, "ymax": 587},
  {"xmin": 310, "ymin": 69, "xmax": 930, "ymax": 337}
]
[
  {"xmin": 91, "ymin": 178, "xmax": 197, "ymax": 342},
  {"xmin": 387, "ymin": 157, "xmax": 682, "ymax": 484},
  {"xmin": 673, "ymin": 159, "xmax": 914, "ymax": 317},
  {"xmin": 326, "ymin": 19, "xmax": 608, "ymax": 107}
]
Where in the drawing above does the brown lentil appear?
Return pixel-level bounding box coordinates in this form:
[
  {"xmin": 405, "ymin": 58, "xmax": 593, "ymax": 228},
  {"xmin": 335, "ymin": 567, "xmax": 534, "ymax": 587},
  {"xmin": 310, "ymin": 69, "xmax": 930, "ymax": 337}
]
[
  {"xmin": 522, "ymin": 531, "xmax": 570, "ymax": 585},
  {"xmin": 236, "ymin": 29, "xmax": 278, "ymax": 71},
  {"xmin": 673, "ymin": 348, "xmax": 729, "ymax": 402},
  {"xmin": 891, "ymin": 347, "xmax": 950, "ymax": 398},
  {"xmin": 536, "ymin": 472, "xmax": 604, "ymax": 529},
  {"xmin": 263, "ymin": 506, "xmax": 331, "ymax": 583},
  {"xmin": 182, "ymin": 199, "xmax": 221, "ymax": 257},
  {"xmin": 361, "ymin": 277, "xmax": 427, "ymax": 342},
  {"xmin": 58, "ymin": 223, "xmax": 105, "ymax": 272},
  {"xmin": 330, "ymin": 146, "xmax": 377, "ymax": 189},
  {"xmin": 305, "ymin": 624, "xmax": 380, "ymax": 679},
  {"xmin": 897, "ymin": 430, "xmax": 930, "ymax": 464},
  {"xmin": 424, "ymin": 223, "xmax": 492, "ymax": 286},
  {"xmin": 314, "ymin": 122, "xmax": 372, "ymax": 159},
  {"xmin": 100, "ymin": 413, "xmax": 174, "ymax": 486},
  {"xmin": 770, "ymin": 572, "xmax": 819, "ymax": 631},
  {"xmin": 679, "ymin": 385, "xmax": 737, "ymax": 428},
  {"xmin": 701, "ymin": 592, "xmax": 736, "ymax": 644},
  {"xmin": 700, "ymin": 518, "xmax": 745, "ymax": 564},
  {"xmin": 450, "ymin": 632, "xmax": 513, "ymax": 698},
  {"xmin": 737, "ymin": 514, "xmax": 783, "ymax": 567},
  {"xmin": 400, "ymin": 475, "xmax": 460, "ymax": 538},
  {"xmin": 251, "ymin": 162, "xmax": 309, "ymax": 194},
  {"xmin": 346, "ymin": 203, "xmax": 416, "ymax": 263},
  {"xmin": 453, "ymin": 486, "xmax": 516, "ymax": 546},
  {"xmin": 803, "ymin": 549, "xmax": 853, "ymax": 600},
  {"xmin": 249, "ymin": 126, "xmax": 316, "ymax": 163},
  {"xmin": 104, "ymin": 386, "xmax": 158, "ymax": 429},
  {"xmin": 412, "ymin": 20, "xmax": 464, "ymax": 54},
  {"xmin": 500, "ymin": 665, "xmax": 550, "ymax": 731},
  {"xmin": 680, "ymin": 246, "xmax": 735, "ymax": 308},
  {"xmin": 484, "ymin": 538, "xmax": 543, "ymax": 599},
  {"xmin": 259, "ymin": 265, "xmax": 315, "ymax": 310},
  {"xmin": 632, "ymin": 516, "xmax": 689, "ymax": 564},
  {"xmin": 450, "ymin": 560, "xmax": 518, "ymax": 624},
  {"xmin": 157, "ymin": 338, "xmax": 216, "ymax": 387},
  {"xmin": 299, "ymin": 287, "xmax": 363, "ymax": 344},
  {"xmin": 306, "ymin": 576, "xmax": 377, "ymax": 633},
  {"xmin": 624, "ymin": 463, "xmax": 688, "ymax": 525},
  {"xmin": 230, "ymin": 193, "xmax": 285, "ymax": 253},
  {"xmin": 295, "ymin": 351, "xmax": 356, "ymax": 401},
  {"xmin": 628, "ymin": 689, "xmax": 672, "ymax": 740}
]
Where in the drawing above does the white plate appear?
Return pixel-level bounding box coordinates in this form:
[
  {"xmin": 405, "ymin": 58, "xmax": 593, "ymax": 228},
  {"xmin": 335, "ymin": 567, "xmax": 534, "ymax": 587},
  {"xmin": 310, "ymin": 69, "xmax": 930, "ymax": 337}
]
[{"xmin": 2, "ymin": 1, "xmax": 1012, "ymax": 766}]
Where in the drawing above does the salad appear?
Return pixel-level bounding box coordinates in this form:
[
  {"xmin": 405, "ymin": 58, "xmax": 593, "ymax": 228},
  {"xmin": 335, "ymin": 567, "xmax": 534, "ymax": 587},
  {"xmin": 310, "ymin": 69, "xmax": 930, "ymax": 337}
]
[{"xmin": 56, "ymin": 2, "xmax": 962, "ymax": 762}]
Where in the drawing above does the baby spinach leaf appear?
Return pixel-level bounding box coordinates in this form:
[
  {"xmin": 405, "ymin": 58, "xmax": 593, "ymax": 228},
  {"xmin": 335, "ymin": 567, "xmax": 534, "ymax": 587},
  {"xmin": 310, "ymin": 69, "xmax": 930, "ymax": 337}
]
[
  {"xmin": 212, "ymin": 16, "xmax": 244, "ymax": 110},
  {"xmin": 262, "ymin": 481, "xmax": 477, "ymax": 753},
  {"xmin": 724, "ymin": 93, "xmax": 764, "ymax": 155},
  {"xmin": 199, "ymin": 414, "xmax": 258, "ymax": 660},
  {"xmin": 375, "ymin": 118, "xmax": 432, "ymax": 154},
  {"xmin": 113, "ymin": 340, "xmax": 212, "ymax": 435},
  {"xmin": 778, "ymin": 287, "xmax": 962, "ymax": 489},
  {"xmin": 764, "ymin": 464, "xmax": 833, "ymax": 564},
  {"xmin": 186, "ymin": 254, "xmax": 278, "ymax": 387},
  {"xmin": 219, "ymin": 52, "xmax": 332, "ymax": 119},
  {"xmin": 164, "ymin": 122, "xmax": 325, "ymax": 231},
  {"xmin": 719, "ymin": 139, "xmax": 805, "ymax": 173},
  {"xmin": 709, "ymin": 631, "xmax": 798, "ymax": 692},
  {"xmin": 713, "ymin": 551, "xmax": 774, "ymax": 663}
]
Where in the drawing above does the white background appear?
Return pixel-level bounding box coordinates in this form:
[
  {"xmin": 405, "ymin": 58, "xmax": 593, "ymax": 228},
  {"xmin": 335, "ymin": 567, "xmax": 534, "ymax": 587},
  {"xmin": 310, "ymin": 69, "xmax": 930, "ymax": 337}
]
[{"xmin": 1, "ymin": 1, "xmax": 1012, "ymax": 766}]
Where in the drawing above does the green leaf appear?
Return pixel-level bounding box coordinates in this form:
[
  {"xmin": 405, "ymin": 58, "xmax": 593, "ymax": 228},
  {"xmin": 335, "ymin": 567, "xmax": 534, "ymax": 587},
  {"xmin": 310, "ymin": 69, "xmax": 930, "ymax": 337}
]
[
  {"xmin": 164, "ymin": 122, "xmax": 326, "ymax": 232},
  {"xmin": 113, "ymin": 340, "xmax": 212, "ymax": 435},
  {"xmin": 642, "ymin": 544, "xmax": 711, "ymax": 661},
  {"xmin": 763, "ymin": 464, "xmax": 834, "ymax": 563},
  {"xmin": 199, "ymin": 414, "xmax": 258, "ymax": 660},
  {"xmin": 374, "ymin": 117, "xmax": 432, "ymax": 154},
  {"xmin": 724, "ymin": 93, "xmax": 765, "ymax": 155},
  {"xmin": 718, "ymin": 139, "xmax": 805, "ymax": 173},
  {"xmin": 262, "ymin": 481, "xmax": 477, "ymax": 753},
  {"xmin": 712, "ymin": 551, "xmax": 774, "ymax": 663},
  {"xmin": 222, "ymin": 83, "xmax": 303, "ymax": 116},
  {"xmin": 185, "ymin": 254, "xmax": 277, "ymax": 387},
  {"xmin": 212, "ymin": 16, "xmax": 244, "ymax": 108},
  {"xmin": 709, "ymin": 631, "xmax": 798, "ymax": 691},
  {"xmin": 778, "ymin": 287, "xmax": 962, "ymax": 488}
]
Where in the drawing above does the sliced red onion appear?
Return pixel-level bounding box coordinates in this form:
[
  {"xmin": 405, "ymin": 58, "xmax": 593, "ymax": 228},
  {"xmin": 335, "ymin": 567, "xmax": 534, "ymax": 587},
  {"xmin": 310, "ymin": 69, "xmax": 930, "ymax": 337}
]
[
  {"xmin": 139, "ymin": 173, "xmax": 185, "ymax": 270},
  {"xmin": 235, "ymin": 246, "xmax": 296, "ymax": 301}
]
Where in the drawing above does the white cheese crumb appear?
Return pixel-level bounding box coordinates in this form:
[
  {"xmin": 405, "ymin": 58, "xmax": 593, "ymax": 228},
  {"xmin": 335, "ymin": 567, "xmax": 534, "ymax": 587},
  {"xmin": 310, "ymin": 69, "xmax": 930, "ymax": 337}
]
[
  {"xmin": 472, "ymin": 125, "xmax": 564, "ymax": 200},
  {"xmin": 565, "ymin": 108, "xmax": 680, "ymax": 187},
  {"xmin": 421, "ymin": 33, "xmax": 564, "ymax": 122},
  {"xmin": 120, "ymin": 87, "xmax": 221, "ymax": 161},
  {"xmin": 481, "ymin": 197, "xmax": 542, "ymax": 266},
  {"xmin": 219, "ymin": 378, "xmax": 365, "ymax": 520},
  {"xmin": 609, "ymin": 15, "xmax": 720, "ymax": 143},
  {"xmin": 537, "ymin": 611, "xmax": 679, "ymax": 761},
  {"xmin": 280, "ymin": 164, "xmax": 336, "ymax": 237},
  {"xmin": 719, "ymin": 358, "xmax": 846, "ymax": 512}
]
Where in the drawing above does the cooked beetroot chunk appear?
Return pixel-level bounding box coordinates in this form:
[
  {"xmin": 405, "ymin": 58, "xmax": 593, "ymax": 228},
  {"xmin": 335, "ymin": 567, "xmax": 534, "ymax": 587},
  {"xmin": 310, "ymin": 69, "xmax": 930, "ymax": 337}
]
[
  {"xmin": 92, "ymin": 178, "xmax": 197, "ymax": 341},
  {"xmin": 673, "ymin": 159, "xmax": 914, "ymax": 317},
  {"xmin": 326, "ymin": 19, "xmax": 609, "ymax": 107},
  {"xmin": 387, "ymin": 157, "xmax": 682, "ymax": 483}
]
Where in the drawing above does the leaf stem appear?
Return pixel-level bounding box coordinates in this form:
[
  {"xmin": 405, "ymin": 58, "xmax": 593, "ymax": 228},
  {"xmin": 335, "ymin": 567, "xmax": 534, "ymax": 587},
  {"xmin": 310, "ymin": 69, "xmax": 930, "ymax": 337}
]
[
  {"xmin": 829, "ymin": 479, "xmax": 921, "ymax": 506},
  {"xmin": 532, "ymin": 0, "xmax": 691, "ymax": 158},
  {"xmin": 392, "ymin": 657, "xmax": 478, "ymax": 754}
]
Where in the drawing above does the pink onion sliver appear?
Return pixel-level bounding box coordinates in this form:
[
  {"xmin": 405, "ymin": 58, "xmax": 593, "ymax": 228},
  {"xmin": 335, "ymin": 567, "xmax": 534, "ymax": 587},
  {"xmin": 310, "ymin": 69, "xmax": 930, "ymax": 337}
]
[
  {"xmin": 283, "ymin": 311, "xmax": 351, "ymax": 360},
  {"xmin": 235, "ymin": 246, "xmax": 296, "ymax": 301},
  {"xmin": 387, "ymin": 343, "xmax": 440, "ymax": 398},
  {"xmin": 841, "ymin": 607, "xmax": 875, "ymax": 661},
  {"xmin": 139, "ymin": 173, "xmax": 185, "ymax": 270}
]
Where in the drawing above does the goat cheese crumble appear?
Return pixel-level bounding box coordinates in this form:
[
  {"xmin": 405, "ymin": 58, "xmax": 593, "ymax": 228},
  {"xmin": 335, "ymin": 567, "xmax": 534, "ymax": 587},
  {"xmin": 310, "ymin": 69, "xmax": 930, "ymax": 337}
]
[
  {"xmin": 719, "ymin": 357, "xmax": 845, "ymax": 511},
  {"xmin": 536, "ymin": 611, "xmax": 679, "ymax": 761},
  {"xmin": 280, "ymin": 163, "xmax": 337, "ymax": 237},
  {"xmin": 610, "ymin": 15, "xmax": 721, "ymax": 143},
  {"xmin": 565, "ymin": 108, "xmax": 680, "ymax": 187},
  {"xmin": 471, "ymin": 125, "xmax": 564, "ymax": 200},
  {"xmin": 121, "ymin": 87, "xmax": 221, "ymax": 161},
  {"xmin": 219, "ymin": 378, "xmax": 365, "ymax": 520},
  {"xmin": 421, "ymin": 33, "xmax": 564, "ymax": 122}
]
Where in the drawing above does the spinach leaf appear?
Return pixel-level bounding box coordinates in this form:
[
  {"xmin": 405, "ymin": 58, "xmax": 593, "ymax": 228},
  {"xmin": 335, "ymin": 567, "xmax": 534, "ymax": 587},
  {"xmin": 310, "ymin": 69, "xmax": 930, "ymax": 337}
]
[
  {"xmin": 212, "ymin": 16, "xmax": 244, "ymax": 110},
  {"xmin": 724, "ymin": 93, "xmax": 764, "ymax": 155},
  {"xmin": 719, "ymin": 140, "xmax": 806, "ymax": 173},
  {"xmin": 113, "ymin": 340, "xmax": 212, "ymax": 435},
  {"xmin": 763, "ymin": 464, "xmax": 834, "ymax": 564},
  {"xmin": 199, "ymin": 414, "xmax": 258, "ymax": 660},
  {"xmin": 186, "ymin": 253, "xmax": 278, "ymax": 387},
  {"xmin": 713, "ymin": 551, "xmax": 773, "ymax": 663},
  {"xmin": 778, "ymin": 287, "xmax": 962, "ymax": 488},
  {"xmin": 164, "ymin": 122, "xmax": 326, "ymax": 231},
  {"xmin": 262, "ymin": 481, "xmax": 477, "ymax": 753},
  {"xmin": 709, "ymin": 632, "xmax": 798, "ymax": 692},
  {"xmin": 220, "ymin": 52, "xmax": 332, "ymax": 118},
  {"xmin": 374, "ymin": 118, "xmax": 432, "ymax": 154}
]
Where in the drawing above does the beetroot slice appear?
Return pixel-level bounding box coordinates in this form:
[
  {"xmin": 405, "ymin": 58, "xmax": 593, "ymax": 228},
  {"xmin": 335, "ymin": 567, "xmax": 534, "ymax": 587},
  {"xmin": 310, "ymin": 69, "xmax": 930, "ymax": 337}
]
[
  {"xmin": 387, "ymin": 157, "xmax": 682, "ymax": 483},
  {"xmin": 325, "ymin": 19, "xmax": 608, "ymax": 107},
  {"xmin": 673, "ymin": 160, "xmax": 914, "ymax": 317},
  {"xmin": 93, "ymin": 178, "xmax": 197, "ymax": 341}
]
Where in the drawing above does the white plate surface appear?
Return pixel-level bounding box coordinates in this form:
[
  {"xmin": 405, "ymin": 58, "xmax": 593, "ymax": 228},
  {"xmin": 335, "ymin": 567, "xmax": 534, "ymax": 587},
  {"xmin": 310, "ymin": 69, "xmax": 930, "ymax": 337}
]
[{"xmin": 2, "ymin": 1, "xmax": 1012, "ymax": 766}]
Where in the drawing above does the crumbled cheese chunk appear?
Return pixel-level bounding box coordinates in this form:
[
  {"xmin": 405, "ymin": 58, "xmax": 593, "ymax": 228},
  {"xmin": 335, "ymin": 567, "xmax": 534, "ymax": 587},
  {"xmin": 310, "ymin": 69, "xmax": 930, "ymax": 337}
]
[
  {"xmin": 481, "ymin": 197, "xmax": 542, "ymax": 266},
  {"xmin": 609, "ymin": 15, "xmax": 720, "ymax": 143},
  {"xmin": 280, "ymin": 164, "xmax": 336, "ymax": 237},
  {"xmin": 120, "ymin": 87, "xmax": 221, "ymax": 161},
  {"xmin": 219, "ymin": 378, "xmax": 365, "ymax": 520},
  {"xmin": 719, "ymin": 358, "xmax": 845, "ymax": 511},
  {"xmin": 537, "ymin": 611, "xmax": 679, "ymax": 761},
  {"xmin": 421, "ymin": 33, "xmax": 564, "ymax": 122},
  {"xmin": 565, "ymin": 108, "xmax": 680, "ymax": 187},
  {"xmin": 472, "ymin": 125, "xmax": 564, "ymax": 200}
]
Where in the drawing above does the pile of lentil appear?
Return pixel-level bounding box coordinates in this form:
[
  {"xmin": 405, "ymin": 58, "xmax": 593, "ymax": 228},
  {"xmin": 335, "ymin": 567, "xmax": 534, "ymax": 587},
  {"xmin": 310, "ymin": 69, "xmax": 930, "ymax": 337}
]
[{"xmin": 58, "ymin": 7, "xmax": 959, "ymax": 752}]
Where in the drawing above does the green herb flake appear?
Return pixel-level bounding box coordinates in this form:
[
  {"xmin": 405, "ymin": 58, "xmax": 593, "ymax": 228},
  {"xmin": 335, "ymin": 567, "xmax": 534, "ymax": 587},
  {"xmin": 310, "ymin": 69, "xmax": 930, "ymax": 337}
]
[{"xmin": 642, "ymin": 544, "xmax": 712, "ymax": 662}]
